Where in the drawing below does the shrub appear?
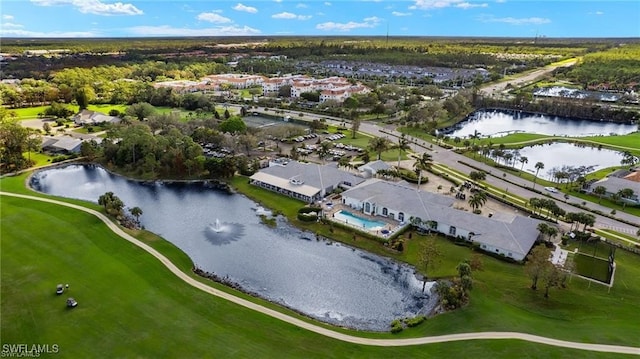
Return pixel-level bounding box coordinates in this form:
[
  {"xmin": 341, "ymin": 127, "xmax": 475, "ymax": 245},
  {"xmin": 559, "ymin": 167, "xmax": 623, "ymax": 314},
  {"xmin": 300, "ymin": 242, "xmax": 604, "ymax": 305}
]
[
  {"xmin": 390, "ymin": 319, "xmax": 404, "ymax": 333},
  {"xmin": 405, "ymin": 315, "xmax": 426, "ymax": 327}
]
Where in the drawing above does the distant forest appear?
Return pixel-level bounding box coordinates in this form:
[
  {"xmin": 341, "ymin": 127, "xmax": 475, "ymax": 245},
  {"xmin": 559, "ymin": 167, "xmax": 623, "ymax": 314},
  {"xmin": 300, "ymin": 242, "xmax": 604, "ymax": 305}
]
[{"xmin": 2, "ymin": 36, "xmax": 629, "ymax": 81}]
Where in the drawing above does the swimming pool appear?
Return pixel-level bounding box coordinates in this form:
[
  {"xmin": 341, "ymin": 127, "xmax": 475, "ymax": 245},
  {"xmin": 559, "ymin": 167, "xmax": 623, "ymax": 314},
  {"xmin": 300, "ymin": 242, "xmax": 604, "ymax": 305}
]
[{"xmin": 334, "ymin": 210, "xmax": 387, "ymax": 230}]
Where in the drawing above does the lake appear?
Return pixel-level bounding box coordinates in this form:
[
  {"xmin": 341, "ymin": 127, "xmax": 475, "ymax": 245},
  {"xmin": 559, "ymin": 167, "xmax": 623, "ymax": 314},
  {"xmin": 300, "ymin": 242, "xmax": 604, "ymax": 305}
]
[
  {"xmin": 444, "ymin": 109, "xmax": 637, "ymax": 138},
  {"xmin": 29, "ymin": 164, "xmax": 436, "ymax": 331}
]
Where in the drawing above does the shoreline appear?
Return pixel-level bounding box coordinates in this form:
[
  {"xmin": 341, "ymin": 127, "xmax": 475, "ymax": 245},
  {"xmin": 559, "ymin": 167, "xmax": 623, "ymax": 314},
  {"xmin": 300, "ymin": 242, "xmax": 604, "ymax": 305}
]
[{"xmin": 27, "ymin": 162, "xmax": 439, "ymax": 332}]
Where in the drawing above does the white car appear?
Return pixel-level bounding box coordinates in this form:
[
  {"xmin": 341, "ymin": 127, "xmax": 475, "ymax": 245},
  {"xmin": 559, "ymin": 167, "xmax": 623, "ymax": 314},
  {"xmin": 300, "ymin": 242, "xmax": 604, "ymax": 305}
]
[{"xmin": 544, "ymin": 187, "xmax": 559, "ymax": 193}]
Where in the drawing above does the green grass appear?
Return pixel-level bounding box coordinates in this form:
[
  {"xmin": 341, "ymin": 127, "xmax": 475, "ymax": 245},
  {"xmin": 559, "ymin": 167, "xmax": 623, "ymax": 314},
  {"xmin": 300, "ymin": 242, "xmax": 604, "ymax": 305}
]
[
  {"xmin": 230, "ymin": 175, "xmax": 640, "ymax": 345},
  {"xmin": 13, "ymin": 104, "xmax": 128, "ymax": 120},
  {"xmin": 3, "ymin": 173, "xmax": 640, "ymax": 357},
  {"xmin": 573, "ymin": 253, "xmax": 612, "ymax": 283},
  {"xmin": 337, "ymin": 133, "xmax": 409, "ymax": 162}
]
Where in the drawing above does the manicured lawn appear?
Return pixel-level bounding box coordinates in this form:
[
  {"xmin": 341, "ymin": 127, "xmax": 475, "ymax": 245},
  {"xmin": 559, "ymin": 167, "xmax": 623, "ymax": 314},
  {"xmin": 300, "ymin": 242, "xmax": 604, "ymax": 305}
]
[
  {"xmin": 13, "ymin": 104, "xmax": 128, "ymax": 119},
  {"xmin": 2, "ymin": 194, "xmax": 627, "ymax": 358},
  {"xmin": 337, "ymin": 133, "xmax": 409, "ymax": 162}
]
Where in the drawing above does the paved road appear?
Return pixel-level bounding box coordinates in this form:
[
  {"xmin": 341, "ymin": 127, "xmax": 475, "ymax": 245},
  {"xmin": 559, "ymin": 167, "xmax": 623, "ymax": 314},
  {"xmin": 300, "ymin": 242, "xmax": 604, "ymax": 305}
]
[
  {"xmin": 2, "ymin": 191, "xmax": 639, "ymax": 355},
  {"xmin": 479, "ymin": 59, "xmax": 579, "ymax": 97},
  {"xmin": 361, "ymin": 125, "xmax": 639, "ymax": 233}
]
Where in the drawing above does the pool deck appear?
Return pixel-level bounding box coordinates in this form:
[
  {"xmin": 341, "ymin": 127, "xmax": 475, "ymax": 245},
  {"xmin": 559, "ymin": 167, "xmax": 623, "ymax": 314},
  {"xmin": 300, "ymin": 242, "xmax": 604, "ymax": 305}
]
[{"xmin": 322, "ymin": 201, "xmax": 405, "ymax": 239}]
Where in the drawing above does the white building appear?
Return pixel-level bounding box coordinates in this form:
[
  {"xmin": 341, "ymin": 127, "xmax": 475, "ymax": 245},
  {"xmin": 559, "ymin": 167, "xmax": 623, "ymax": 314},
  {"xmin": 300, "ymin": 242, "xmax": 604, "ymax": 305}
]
[
  {"xmin": 72, "ymin": 110, "xmax": 121, "ymax": 126},
  {"xmin": 249, "ymin": 159, "xmax": 365, "ymax": 203},
  {"xmin": 341, "ymin": 179, "xmax": 541, "ymax": 261}
]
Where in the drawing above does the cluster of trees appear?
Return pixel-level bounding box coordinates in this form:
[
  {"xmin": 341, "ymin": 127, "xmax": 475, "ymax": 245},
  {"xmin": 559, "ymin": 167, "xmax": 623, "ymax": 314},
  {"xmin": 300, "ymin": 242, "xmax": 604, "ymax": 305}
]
[
  {"xmin": 404, "ymin": 91, "xmax": 475, "ymax": 133},
  {"xmin": 528, "ymin": 197, "xmax": 566, "ymax": 221},
  {"xmin": 435, "ymin": 260, "xmax": 476, "ymax": 310},
  {"xmin": 0, "ymin": 117, "xmax": 40, "ymax": 172},
  {"xmin": 98, "ymin": 192, "xmax": 143, "ymax": 229},
  {"xmin": 525, "ymin": 245, "xmax": 569, "ymax": 298},
  {"xmin": 564, "ymin": 44, "xmax": 640, "ymax": 91},
  {"xmin": 418, "ymin": 237, "xmax": 481, "ymax": 310}
]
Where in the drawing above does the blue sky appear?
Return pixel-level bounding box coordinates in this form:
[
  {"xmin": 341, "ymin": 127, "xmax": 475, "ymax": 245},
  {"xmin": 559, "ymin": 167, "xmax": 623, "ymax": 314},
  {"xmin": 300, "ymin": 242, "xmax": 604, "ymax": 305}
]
[{"xmin": 1, "ymin": 1, "xmax": 638, "ymax": 38}]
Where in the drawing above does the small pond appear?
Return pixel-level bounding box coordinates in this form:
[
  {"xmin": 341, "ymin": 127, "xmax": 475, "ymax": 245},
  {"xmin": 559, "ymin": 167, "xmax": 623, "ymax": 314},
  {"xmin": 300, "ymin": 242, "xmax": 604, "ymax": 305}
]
[
  {"xmin": 30, "ymin": 164, "xmax": 437, "ymax": 331},
  {"xmin": 502, "ymin": 142, "xmax": 625, "ymax": 180},
  {"xmin": 444, "ymin": 109, "xmax": 637, "ymax": 138}
]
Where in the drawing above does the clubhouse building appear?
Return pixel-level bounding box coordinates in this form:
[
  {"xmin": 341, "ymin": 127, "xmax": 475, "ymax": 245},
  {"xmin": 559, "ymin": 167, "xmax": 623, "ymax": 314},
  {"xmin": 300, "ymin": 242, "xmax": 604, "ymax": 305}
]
[
  {"xmin": 249, "ymin": 159, "xmax": 365, "ymax": 203},
  {"xmin": 340, "ymin": 179, "xmax": 540, "ymax": 261},
  {"xmin": 250, "ymin": 160, "xmax": 541, "ymax": 261}
]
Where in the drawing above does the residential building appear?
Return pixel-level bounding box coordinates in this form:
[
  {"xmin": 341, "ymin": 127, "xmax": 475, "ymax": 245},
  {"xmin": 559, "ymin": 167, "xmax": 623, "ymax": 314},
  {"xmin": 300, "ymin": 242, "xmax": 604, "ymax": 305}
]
[
  {"xmin": 72, "ymin": 110, "xmax": 121, "ymax": 126},
  {"xmin": 41, "ymin": 136, "xmax": 84, "ymax": 154},
  {"xmin": 588, "ymin": 173, "xmax": 640, "ymax": 205}
]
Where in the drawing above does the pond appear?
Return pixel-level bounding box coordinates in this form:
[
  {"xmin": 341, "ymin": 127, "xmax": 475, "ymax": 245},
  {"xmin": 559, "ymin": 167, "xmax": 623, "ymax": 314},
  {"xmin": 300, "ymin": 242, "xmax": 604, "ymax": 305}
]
[
  {"xmin": 500, "ymin": 142, "xmax": 625, "ymax": 180},
  {"xmin": 443, "ymin": 109, "xmax": 637, "ymax": 138},
  {"xmin": 29, "ymin": 165, "xmax": 436, "ymax": 331}
]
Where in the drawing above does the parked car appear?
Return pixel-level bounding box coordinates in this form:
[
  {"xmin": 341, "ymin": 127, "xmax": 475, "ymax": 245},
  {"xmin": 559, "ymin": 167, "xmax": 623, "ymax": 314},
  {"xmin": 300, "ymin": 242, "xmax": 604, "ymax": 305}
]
[
  {"xmin": 66, "ymin": 298, "xmax": 78, "ymax": 308},
  {"xmin": 56, "ymin": 284, "xmax": 64, "ymax": 295}
]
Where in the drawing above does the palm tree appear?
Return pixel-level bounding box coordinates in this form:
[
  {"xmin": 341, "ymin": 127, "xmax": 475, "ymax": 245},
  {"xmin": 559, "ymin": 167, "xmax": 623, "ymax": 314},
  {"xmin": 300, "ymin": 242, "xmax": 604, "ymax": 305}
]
[
  {"xmin": 394, "ymin": 133, "xmax": 411, "ymax": 169},
  {"xmin": 593, "ymin": 185, "xmax": 607, "ymax": 203},
  {"xmin": 367, "ymin": 137, "xmax": 390, "ymax": 161},
  {"xmin": 533, "ymin": 161, "xmax": 545, "ymax": 189},
  {"xmin": 617, "ymin": 188, "xmax": 635, "ymax": 210},
  {"xmin": 129, "ymin": 206, "xmax": 143, "ymax": 226},
  {"xmin": 413, "ymin": 152, "xmax": 433, "ymax": 189},
  {"xmin": 318, "ymin": 141, "xmax": 333, "ymax": 164},
  {"xmin": 470, "ymin": 129, "xmax": 481, "ymax": 145},
  {"xmin": 620, "ymin": 151, "xmax": 638, "ymax": 168},
  {"xmin": 518, "ymin": 156, "xmax": 528, "ymax": 175},
  {"xmin": 468, "ymin": 192, "xmax": 487, "ymax": 212}
]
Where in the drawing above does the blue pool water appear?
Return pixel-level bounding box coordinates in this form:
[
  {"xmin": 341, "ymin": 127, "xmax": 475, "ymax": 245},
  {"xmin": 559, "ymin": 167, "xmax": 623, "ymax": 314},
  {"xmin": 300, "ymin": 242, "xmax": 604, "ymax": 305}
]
[{"xmin": 334, "ymin": 210, "xmax": 387, "ymax": 230}]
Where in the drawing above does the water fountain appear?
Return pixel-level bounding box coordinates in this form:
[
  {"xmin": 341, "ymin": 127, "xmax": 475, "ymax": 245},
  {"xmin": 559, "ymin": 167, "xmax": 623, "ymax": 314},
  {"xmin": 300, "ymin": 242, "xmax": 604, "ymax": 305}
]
[
  {"xmin": 211, "ymin": 218, "xmax": 223, "ymax": 233},
  {"xmin": 204, "ymin": 218, "xmax": 244, "ymax": 245}
]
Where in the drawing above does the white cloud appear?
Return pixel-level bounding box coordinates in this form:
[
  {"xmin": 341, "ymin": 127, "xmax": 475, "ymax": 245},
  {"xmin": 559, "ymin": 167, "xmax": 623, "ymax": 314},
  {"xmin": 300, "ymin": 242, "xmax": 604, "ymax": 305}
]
[
  {"xmin": 411, "ymin": 0, "xmax": 486, "ymax": 10},
  {"xmin": 392, "ymin": 11, "xmax": 412, "ymax": 16},
  {"xmin": 31, "ymin": 0, "xmax": 142, "ymax": 16},
  {"xmin": 456, "ymin": 2, "xmax": 488, "ymax": 9},
  {"xmin": 2, "ymin": 14, "xmax": 14, "ymax": 20},
  {"xmin": 0, "ymin": 28, "xmax": 96, "ymax": 37},
  {"xmin": 316, "ymin": 17, "xmax": 381, "ymax": 31},
  {"xmin": 233, "ymin": 3, "xmax": 258, "ymax": 13},
  {"xmin": 1, "ymin": 22, "xmax": 24, "ymax": 28},
  {"xmin": 272, "ymin": 12, "xmax": 311, "ymax": 20},
  {"xmin": 478, "ymin": 15, "xmax": 550, "ymax": 25},
  {"xmin": 594, "ymin": 11, "xmax": 604, "ymax": 15},
  {"xmin": 128, "ymin": 25, "xmax": 261, "ymax": 36},
  {"xmin": 324, "ymin": 2, "xmax": 331, "ymax": 5},
  {"xmin": 496, "ymin": 0, "xmax": 506, "ymax": 3},
  {"xmin": 197, "ymin": 12, "xmax": 233, "ymax": 23},
  {"xmin": 296, "ymin": 3, "xmax": 307, "ymax": 8}
]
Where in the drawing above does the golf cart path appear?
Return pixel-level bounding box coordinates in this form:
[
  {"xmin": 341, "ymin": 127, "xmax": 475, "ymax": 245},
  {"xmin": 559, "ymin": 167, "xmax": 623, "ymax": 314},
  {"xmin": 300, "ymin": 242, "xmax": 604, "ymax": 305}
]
[{"xmin": 3, "ymin": 191, "xmax": 639, "ymax": 355}]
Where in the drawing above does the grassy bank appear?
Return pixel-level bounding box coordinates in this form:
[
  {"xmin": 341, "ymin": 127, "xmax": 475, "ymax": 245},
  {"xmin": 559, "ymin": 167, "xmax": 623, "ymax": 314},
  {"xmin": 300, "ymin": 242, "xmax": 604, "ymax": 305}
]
[{"xmin": 229, "ymin": 175, "xmax": 640, "ymax": 346}]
